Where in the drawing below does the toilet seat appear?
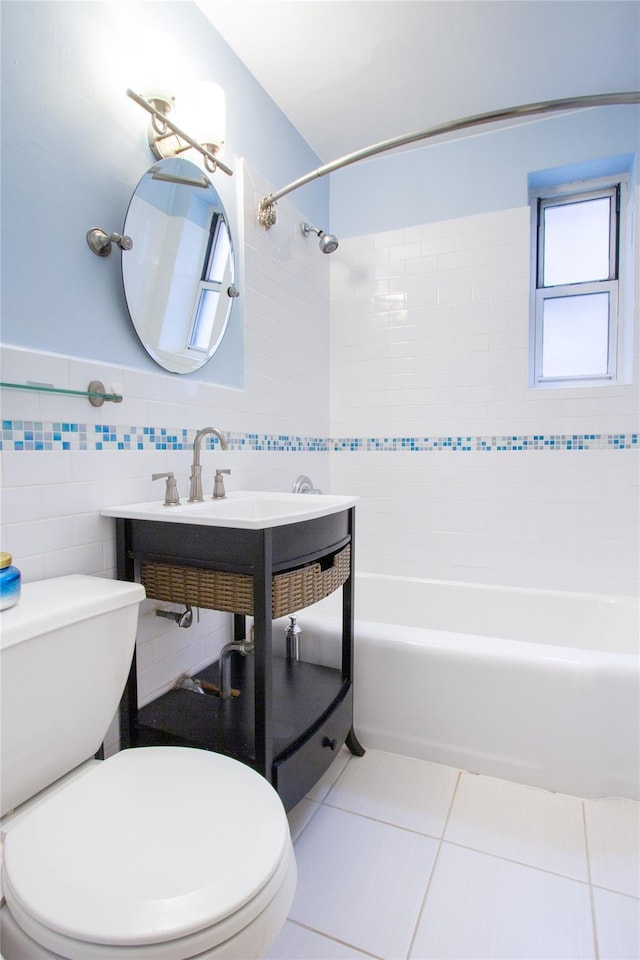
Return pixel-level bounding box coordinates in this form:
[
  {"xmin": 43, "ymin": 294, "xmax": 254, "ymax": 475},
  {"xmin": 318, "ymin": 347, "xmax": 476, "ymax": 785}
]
[{"xmin": 2, "ymin": 748, "xmax": 295, "ymax": 959}]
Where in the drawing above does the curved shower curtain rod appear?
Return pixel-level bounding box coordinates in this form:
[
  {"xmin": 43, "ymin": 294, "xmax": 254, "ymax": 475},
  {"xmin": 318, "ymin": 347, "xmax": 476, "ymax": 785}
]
[{"xmin": 257, "ymin": 92, "xmax": 640, "ymax": 228}]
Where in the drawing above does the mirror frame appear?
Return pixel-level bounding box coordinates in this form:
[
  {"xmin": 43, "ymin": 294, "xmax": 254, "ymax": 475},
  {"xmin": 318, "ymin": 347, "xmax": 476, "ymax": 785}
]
[{"xmin": 121, "ymin": 158, "xmax": 238, "ymax": 374}]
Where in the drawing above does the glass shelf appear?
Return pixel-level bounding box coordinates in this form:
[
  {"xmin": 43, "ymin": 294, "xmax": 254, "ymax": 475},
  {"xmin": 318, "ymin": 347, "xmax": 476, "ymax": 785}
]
[{"xmin": 0, "ymin": 380, "xmax": 123, "ymax": 407}]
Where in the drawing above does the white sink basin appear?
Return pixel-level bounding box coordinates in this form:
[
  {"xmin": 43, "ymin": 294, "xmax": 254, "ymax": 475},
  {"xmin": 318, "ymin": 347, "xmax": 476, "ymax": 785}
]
[{"xmin": 101, "ymin": 491, "xmax": 357, "ymax": 529}]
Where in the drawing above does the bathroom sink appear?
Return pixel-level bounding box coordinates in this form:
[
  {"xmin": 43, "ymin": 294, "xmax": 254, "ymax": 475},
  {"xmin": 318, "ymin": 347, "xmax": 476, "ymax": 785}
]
[{"xmin": 102, "ymin": 491, "xmax": 358, "ymax": 529}]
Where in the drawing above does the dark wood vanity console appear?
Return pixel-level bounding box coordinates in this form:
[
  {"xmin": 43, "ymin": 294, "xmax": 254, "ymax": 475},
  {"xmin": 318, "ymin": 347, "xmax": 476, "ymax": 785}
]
[{"xmin": 114, "ymin": 507, "xmax": 364, "ymax": 810}]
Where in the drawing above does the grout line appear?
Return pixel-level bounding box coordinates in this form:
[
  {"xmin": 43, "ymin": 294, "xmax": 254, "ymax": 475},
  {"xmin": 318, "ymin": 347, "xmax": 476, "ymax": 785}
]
[
  {"xmin": 591, "ymin": 884, "xmax": 640, "ymax": 900},
  {"xmin": 439, "ymin": 838, "xmax": 592, "ymax": 886},
  {"xmin": 283, "ymin": 919, "xmax": 385, "ymax": 959},
  {"xmin": 320, "ymin": 798, "xmax": 453, "ymax": 843},
  {"xmin": 313, "ymin": 802, "xmax": 595, "ymax": 888},
  {"xmin": 406, "ymin": 768, "xmax": 463, "ymax": 960},
  {"xmin": 583, "ymin": 800, "xmax": 600, "ymax": 960},
  {"xmin": 314, "ymin": 751, "xmax": 610, "ymax": 869}
]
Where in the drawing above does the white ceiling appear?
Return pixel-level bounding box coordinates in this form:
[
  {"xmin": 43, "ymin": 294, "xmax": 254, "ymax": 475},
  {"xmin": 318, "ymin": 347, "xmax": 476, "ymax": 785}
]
[{"xmin": 196, "ymin": 0, "xmax": 639, "ymax": 164}]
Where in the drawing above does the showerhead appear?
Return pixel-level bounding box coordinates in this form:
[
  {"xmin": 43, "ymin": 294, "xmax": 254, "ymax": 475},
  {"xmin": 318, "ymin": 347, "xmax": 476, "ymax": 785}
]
[
  {"xmin": 319, "ymin": 232, "xmax": 339, "ymax": 254},
  {"xmin": 301, "ymin": 222, "xmax": 339, "ymax": 254}
]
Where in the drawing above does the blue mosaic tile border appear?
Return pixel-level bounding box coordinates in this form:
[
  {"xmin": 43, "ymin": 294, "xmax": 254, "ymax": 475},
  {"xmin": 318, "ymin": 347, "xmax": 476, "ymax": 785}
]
[
  {"xmin": 331, "ymin": 434, "xmax": 639, "ymax": 452},
  {"xmin": 1, "ymin": 422, "xmax": 637, "ymax": 452}
]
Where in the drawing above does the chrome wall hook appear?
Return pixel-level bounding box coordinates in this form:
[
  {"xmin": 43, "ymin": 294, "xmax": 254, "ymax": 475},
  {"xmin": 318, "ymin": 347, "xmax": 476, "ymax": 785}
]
[{"xmin": 86, "ymin": 228, "xmax": 133, "ymax": 257}]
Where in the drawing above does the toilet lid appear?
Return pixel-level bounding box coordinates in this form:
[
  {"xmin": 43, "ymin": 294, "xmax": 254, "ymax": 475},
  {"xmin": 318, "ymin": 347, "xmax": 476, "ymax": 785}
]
[{"xmin": 2, "ymin": 748, "xmax": 289, "ymax": 947}]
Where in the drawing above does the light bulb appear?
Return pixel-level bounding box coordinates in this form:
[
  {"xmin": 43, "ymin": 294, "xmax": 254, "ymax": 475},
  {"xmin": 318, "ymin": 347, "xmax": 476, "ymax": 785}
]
[{"xmin": 182, "ymin": 81, "xmax": 226, "ymax": 155}]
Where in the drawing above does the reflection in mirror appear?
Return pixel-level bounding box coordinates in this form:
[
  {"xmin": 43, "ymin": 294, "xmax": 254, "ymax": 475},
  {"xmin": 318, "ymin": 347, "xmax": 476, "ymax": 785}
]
[{"xmin": 122, "ymin": 158, "xmax": 237, "ymax": 374}]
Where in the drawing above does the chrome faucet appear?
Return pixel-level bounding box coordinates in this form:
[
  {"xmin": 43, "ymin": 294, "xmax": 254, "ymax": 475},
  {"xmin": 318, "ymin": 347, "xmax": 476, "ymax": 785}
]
[{"xmin": 188, "ymin": 427, "xmax": 229, "ymax": 502}]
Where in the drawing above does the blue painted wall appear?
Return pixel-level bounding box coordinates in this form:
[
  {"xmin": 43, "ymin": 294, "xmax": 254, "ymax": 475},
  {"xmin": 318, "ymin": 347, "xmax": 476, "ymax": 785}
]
[
  {"xmin": 0, "ymin": 1, "xmax": 327, "ymax": 384},
  {"xmin": 2, "ymin": 1, "xmax": 639, "ymax": 372},
  {"xmin": 332, "ymin": 106, "xmax": 640, "ymax": 238},
  {"xmin": 329, "ymin": 0, "xmax": 640, "ymax": 238}
]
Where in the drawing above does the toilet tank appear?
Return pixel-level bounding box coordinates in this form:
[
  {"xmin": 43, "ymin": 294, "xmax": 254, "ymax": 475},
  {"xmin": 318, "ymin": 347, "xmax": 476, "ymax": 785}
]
[{"xmin": 0, "ymin": 575, "xmax": 145, "ymax": 817}]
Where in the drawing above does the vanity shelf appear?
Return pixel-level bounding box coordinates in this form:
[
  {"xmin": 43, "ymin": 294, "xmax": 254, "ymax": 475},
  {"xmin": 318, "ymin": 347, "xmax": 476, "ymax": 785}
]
[{"xmin": 114, "ymin": 507, "xmax": 364, "ymax": 810}]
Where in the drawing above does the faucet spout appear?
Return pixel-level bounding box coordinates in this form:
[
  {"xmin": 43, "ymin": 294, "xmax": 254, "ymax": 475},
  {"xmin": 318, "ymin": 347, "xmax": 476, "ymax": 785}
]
[{"xmin": 188, "ymin": 427, "xmax": 229, "ymax": 502}]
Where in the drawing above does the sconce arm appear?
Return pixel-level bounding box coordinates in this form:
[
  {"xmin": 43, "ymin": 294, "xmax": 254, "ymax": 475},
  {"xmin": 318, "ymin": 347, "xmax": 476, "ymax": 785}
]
[{"xmin": 126, "ymin": 89, "xmax": 233, "ymax": 177}]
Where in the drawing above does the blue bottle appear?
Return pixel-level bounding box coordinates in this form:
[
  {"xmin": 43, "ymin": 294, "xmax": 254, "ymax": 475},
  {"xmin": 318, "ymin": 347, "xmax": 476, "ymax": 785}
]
[{"xmin": 0, "ymin": 552, "xmax": 21, "ymax": 610}]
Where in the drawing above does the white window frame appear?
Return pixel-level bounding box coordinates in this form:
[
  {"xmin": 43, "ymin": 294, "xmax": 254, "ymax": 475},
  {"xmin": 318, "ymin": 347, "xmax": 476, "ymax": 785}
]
[
  {"xmin": 528, "ymin": 173, "xmax": 631, "ymax": 388},
  {"xmin": 186, "ymin": 211, "xmax": 231, "ymax": 355}
]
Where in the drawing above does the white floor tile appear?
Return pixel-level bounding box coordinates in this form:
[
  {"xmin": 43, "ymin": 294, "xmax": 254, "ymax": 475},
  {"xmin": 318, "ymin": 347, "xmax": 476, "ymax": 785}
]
[
  {"xmin": 290, "ymin": 804, "xmax": 438, "ymax": 959},
  {"xmin": 593, "ymin": 888, "xmax": 640, "ymax": 960},
  {"xmin": 265, "ymin": 921, "xmax": 373, "ymax": 959},
  {"xmin": 444, "ymin": 772, "xmax": 588, "ymax": 880},
  {"xmin": 410, "ymin": 843, "xmax": 595, "ymax": 960},
  {"xmin": 325, "ymin": 748, "xmax": 459, "ymax": 837},
  {"xmin": 585, "ymin": 797, "xmax": 640, "ymax": 897}
]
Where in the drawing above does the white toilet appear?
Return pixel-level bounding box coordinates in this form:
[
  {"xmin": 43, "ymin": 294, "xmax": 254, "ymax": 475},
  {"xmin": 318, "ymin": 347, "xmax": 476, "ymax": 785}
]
[{"xmin": 0, "ymin": 575, "xmax": 296, "ymax": 960}]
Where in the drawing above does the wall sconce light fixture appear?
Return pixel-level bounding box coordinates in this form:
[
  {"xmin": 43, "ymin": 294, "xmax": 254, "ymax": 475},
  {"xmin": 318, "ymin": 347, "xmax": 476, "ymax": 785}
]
[{"xmin": 127, "ymin": 83, "xmax": 233, "ymax": 177}]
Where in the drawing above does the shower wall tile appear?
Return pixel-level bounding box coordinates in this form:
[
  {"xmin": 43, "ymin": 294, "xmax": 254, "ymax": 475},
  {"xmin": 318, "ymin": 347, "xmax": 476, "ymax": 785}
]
[
  {"xmin": 329, "ymin": 192, "xmax": 640, "ymax": 595},
  {"xmin": 2, "ymin": 170, "xmax": 638, "ymax": 724},
  {"xmin": 330, "ymin": 200, "xmax": 639, "ymax": 437},
  {"xmin": 331, "ymin": 448, "xmax": 639, "ymax": 595}
]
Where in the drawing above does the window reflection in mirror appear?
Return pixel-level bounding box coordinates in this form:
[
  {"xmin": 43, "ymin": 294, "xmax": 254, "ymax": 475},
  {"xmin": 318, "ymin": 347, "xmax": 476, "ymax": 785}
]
[
  {"xmin": 189, "ymin": 213, "xmax": 232, "ymax": 352},
  {"xmin": 122, "ymin": 158, "xmax": 237, "ymax": 374}
]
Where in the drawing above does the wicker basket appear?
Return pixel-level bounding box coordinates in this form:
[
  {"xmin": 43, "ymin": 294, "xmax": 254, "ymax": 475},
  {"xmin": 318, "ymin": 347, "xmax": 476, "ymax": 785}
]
[{"xmin": 141, "ymin": 544, "xmax": 350, "ymax": 619}]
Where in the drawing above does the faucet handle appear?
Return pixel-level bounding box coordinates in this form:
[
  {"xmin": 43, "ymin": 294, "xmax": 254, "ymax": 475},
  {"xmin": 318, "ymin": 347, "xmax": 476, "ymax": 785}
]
[
  {"xmin": 213, "ymin": 469, "xmax": 231, "ymax": 500},
  {"xmin": 152, "ymin": 471, "xmax": 181, "ymax": 506}
]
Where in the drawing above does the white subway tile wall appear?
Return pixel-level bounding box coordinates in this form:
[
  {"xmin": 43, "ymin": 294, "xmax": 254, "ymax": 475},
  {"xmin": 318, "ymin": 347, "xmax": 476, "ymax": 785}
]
[
  {"xmin": 329, "ymin": 194, "xmax": 639, "ymax": 596},
  {"xmin": 1, "ymin": 176, "xmax": 638, "ymax": 722}
]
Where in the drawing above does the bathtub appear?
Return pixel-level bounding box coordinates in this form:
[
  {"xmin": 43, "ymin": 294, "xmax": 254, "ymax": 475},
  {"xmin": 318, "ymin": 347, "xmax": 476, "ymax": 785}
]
[{"xmin": 275, "ymin": 574, "xmax": 640, "ymax": 799}]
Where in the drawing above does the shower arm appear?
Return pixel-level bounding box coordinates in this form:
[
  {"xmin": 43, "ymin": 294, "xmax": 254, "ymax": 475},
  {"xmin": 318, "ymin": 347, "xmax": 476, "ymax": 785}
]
[{"xmin": 257, "ymin": 92, "xmax": 640, "ymax": 228}]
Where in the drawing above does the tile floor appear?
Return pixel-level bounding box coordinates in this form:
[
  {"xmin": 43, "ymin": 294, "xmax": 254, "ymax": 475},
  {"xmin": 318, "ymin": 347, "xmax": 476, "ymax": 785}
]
[{"xmin": 266, "ymin": 748, "xmax": 640, "ymax": 960}]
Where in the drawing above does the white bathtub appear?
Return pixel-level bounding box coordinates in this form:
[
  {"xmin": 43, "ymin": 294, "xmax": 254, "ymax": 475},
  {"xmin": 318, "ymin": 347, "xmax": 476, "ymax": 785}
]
[{"xmin": 276, "ymin": 574, "xmax": 640, "ymax": 799}]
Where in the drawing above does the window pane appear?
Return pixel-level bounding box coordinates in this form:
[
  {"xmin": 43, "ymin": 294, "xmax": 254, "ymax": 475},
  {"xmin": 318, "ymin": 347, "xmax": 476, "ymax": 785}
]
[
  {"xmin": 206, "ymin": 221, "xmax": 231, "ymax": 283},
  {"xmin": 541, "ymin": 293, "xmax": 609, "ymax": 378},
  {"xmin": 190, "ymin": 289, "xmax": 221, "ymax": 351},
  {"xmin": 543, "ymin": 197, "xmax": 611, "ymax": 286}
]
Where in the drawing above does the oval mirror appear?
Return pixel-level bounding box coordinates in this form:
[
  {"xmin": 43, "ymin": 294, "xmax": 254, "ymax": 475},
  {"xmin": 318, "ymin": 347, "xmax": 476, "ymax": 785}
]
[{"xmin": 122, "ymin": 157, "xmax": 237, "ymax": 374}]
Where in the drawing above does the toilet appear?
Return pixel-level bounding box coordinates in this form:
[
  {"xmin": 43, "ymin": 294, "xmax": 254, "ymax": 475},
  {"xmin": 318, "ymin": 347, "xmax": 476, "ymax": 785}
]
[{"xmin": 0, "ymin": 575, "xmax": 296, "ymax": 960}]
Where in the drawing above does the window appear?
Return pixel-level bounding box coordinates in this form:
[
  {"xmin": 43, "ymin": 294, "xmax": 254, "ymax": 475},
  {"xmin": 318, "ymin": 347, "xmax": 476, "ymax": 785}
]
[{"xmin": 529, "ymin": 175, "xmax": 631, "ymax": 386}]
